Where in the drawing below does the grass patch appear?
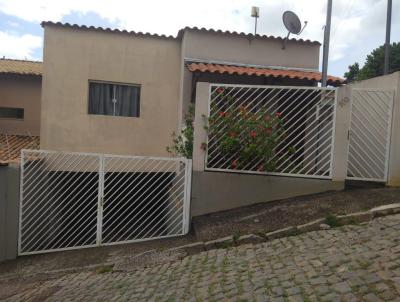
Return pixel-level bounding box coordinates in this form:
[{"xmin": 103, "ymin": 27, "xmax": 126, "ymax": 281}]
[
  {"xmin": 96, "ymin": 265, "xmax": 113, "ymax": 274},
  {"xmin": 232, "ymin": 232, "xmax": 240, "ymax": 244},
  {"xmin": 325, "ymin": 214, "xmax": 342, "ymax": 228},
  {"xmin": 215, "ymin": 241, "xmax": 234, "ymax": 249}
]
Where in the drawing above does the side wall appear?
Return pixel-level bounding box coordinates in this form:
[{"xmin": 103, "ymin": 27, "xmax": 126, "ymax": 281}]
[
  {"xmin": 0, "ymin": 164, "xmax": 19, "ymax": 262},
  {"xmin": 182, "ymin": 30, "xmax": 320, "ymax": 70},
  {"xmin": 41, "ymin": 26, "xmax": 182, "ymax": 156},
  {"xmin": 191, "ymin": 82, "xmax": 344, "ymax": 216},
  {"xmin": 0, "ymin": 75, "xmax": 41, "ymax": 135}
]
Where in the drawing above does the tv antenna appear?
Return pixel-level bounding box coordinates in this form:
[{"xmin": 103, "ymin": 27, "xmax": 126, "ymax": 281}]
[
  {"xmin": 281, "ymin": 11, "xmax": 307, "ymax": 49},
  {"xmin": 251, "ymin": 6, "xmax": 260, "ymax": 35}
]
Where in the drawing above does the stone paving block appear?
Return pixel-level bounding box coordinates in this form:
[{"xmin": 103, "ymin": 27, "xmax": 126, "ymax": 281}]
[
  {"xmin": 4, "ymin": 214, "xmax": 400, "ymax": 302},
  {"xmin": 363, "ymin": 293, "xmax": 383, "ymax": 302}
]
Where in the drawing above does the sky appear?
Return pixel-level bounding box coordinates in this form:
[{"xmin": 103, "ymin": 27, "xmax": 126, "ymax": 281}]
[{"xmin": 0, "ymin": 0, "xmax": 398, "ymax": 77}]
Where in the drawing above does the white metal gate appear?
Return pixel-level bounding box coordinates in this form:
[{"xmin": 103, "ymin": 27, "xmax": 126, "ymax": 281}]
[
  {"xmin": 19, "ymin": 150, "xmax": 191, "ymax": 255},
  {"xmin": 347, "ymin": 89, "xmax": 394, "ymax": 182},
  {"xmin": 205, "ymin": 84, "xmax": 337, "ymax": 179}
]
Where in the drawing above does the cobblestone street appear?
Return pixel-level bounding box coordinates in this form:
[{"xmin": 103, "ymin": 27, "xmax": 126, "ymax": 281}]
[{"xmin": 4, "ymin": 214, "xmax": 400, "ymax": 301}]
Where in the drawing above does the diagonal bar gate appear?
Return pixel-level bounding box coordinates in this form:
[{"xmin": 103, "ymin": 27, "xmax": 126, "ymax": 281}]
[
  {"xmin": 205, "ymin": 84, "xmax": 337, "ymax": 179},
  {"xmin": 19, "ymin": 150, "xmax": 192, "ymax": 255},
  {"xmin": 346, "ymin": 89, "xmax": 394, "ymax": 182}
]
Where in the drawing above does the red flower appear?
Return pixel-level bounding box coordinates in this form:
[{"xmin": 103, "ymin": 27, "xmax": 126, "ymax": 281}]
[
  {"xmin": 275, "ymin": 112, "xmax": 282, "ymax": 118},
  {"xmin": 217, "ymin": 88, "xmax": 225, "ymax": 94},
  {"xmin": 232, "ymin": 159, "xmax": 238, "ymax": 168},
  {"xmin": 250, "ymin": 131, "xmax": 257, "ymax": 138},
  {"xmin": 265, "ymin": 127, "xmax": 273, "ymax": 135},
  {"xmin": 229, "ymin": 131, "xmax": 237, "ymax": 138},
  {"xmin": 219, "ymin": 111, "xmax": 226, "ymax": 117}
]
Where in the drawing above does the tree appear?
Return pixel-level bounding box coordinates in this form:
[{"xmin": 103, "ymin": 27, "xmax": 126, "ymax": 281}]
[
  {"xmin": 344, "ymin": 62, "xmax": 360, "ymax": 82},
  {"xmin": 344, "ymin": 42, "xmax": 400, "ymax": 82}
]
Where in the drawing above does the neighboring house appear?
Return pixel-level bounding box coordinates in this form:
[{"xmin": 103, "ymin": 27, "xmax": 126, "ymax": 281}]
[
  {"xmin": 40, "ymin": 22, "xmax": 343, "ymax": 156},
  {"xmin": 0, "ymin": 59, "xmax": 41, "ymax": 164}
]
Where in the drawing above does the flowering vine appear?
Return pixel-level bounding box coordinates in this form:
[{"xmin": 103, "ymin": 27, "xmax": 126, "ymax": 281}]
[{"xmin": 205, "ymin": 88, "xmax": 294, "ymax": 172}]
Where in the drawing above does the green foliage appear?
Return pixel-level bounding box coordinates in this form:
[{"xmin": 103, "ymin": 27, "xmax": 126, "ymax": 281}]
[
  {"xmin": 325, "ymin": 214, "xmax": 341, "ymax": 228},
  {"xmin": 344, "ymin": 42, "xmax": 400, "ymax": 82},
  {"xmin": 206, "ymin": 88, "xmax": 290, "ymax": 172},
  {"xmin": 344, "ymin": 62, "xmax": 360, "ymax": 82},
  {"xmin": 166, "ymin": 104, "xmax": 194, "ymax": 159},
  {"xmin": 96, "ymin": 265, "xmax": 113, "ymax": 274}
]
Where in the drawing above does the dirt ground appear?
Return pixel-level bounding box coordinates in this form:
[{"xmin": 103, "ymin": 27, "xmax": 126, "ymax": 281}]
[
  {"xmin": 193, "ymin": 187, "xmax": 400, "ymax": 241},
  {"xmin": 0, "ymin": 186, "xmax": 399, "ymax": 299}
]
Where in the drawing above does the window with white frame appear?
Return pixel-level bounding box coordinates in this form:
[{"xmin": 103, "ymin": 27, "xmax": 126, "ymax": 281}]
[{"xmin": 88, "ymin": 81, "xmax": 140, "ymax": 117}]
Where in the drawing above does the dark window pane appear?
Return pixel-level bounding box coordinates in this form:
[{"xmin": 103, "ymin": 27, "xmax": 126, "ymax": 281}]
[
  {"xmin": 88, "ymin": 82, "xmax": 113, "ymax": 115},
  {"xmin": 88, "ymin": 82, "xmax": 140, "ymax": 117},
  {"xmin": 0, "ymin": 107, "xmax": 24, "ymax": 119},
  {"xmin": 114, "ymin": 85, "xmax": 140, "ymax": 117}
]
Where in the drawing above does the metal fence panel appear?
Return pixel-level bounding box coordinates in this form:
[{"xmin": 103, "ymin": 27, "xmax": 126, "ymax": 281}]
[
  {"xmin": 19, "ymin": 150, "xmax": 100, "ymax": 254},
  {"xmin": 19, "ymin": 150, "xmax": 191, "ymax": 255},
  {"xmin": 205, "ymin": 84, "xmax": 337, "ymax": 179},
  {"xmin": 347, "ymin": 89, "xmax": 394, "ymax": 182},
  {"xmin": 102, "ymin": 155, "xmax": 190, "ymax": 245}
]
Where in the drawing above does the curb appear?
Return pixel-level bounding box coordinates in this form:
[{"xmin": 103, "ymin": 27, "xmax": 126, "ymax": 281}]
[{"xmin": 170, "ymin": 203, "xmax": 400, "ymax": 257}]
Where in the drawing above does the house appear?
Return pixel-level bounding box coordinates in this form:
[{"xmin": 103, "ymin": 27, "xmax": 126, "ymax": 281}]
[
  {"xmin": 5, "ymin": 21, "xmax": 400, "ymax": 257},
  {"xmin": 11, "ymin": 22, "xmax": 353, "ymax": 255},
  {"xmin": 40, "ymin": 22, "xmax": 343, "ymax": 157},
  {"xmin": 0, "ymin": 59, "xmax": 41, "ymax": 164}
]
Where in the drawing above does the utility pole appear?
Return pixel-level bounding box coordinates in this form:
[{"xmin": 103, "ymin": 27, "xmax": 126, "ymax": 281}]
[
  {"xmin": 321, "ymin": 0, "xmax": 332, "ymax": 87},
  {"xmin": 384, "ymin": 0, "xmax": 392, "ymax": 75}
]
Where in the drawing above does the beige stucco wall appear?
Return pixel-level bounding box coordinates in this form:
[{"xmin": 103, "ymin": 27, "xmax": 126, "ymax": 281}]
[
  {"xmin": 331, "ymin": 86, "xmax": 351, "ymax": 182},
  {"xmin": 0, "ymin": 75, "xmax": 41, "ymax": 135},
  {"xmin": 41, "ymin": 26, "xmax": 182, "ymax": 156},
  {"xmin": 191, "ymin": 171, "xmax": 343, "ymax": 216},
  {"xmin": 182, "ymin": 30, "xmax": 320, "ymax": 70}
]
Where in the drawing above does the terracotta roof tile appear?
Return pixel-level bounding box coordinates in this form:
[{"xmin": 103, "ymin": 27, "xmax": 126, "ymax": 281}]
[
  {"xmin": 187, "ymin": 62, "xmax": 344, "ymax": 86},
  {"xmin": 0, "ymin": 134, "xmax": 40, "ymax": 164},
  {"xmin": 178, "ymin": 27, "xmax": 321, "ymax": 45},
  {"xmin": 0, "ymin": 58, "xmax": 42, "ymax": 76},
  {"xmin": 41, "ymin": 21, "xmax": 176, "ymax": 40},
  {"xmin": 41, "ymin": 22, "xmax": 320, "ymax": 45}
]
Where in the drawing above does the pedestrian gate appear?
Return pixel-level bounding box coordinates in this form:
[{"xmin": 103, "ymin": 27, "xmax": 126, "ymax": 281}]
[
  {"xmin": 19, "ymin": 150, "xmax": 192, "ymax": 255},
  {"xmin": 347, "ymin": 89, "xmax": 394, "ymax": 182}
]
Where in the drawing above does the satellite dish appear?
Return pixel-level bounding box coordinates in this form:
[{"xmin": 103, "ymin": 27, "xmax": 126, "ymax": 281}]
[
  {"xmin": 283, "ymin": 11, "xmax": 302, "ymax": 34},
  {"xmin": 281, "ymin": 10, "xmax": 308, "ymax": 49}
]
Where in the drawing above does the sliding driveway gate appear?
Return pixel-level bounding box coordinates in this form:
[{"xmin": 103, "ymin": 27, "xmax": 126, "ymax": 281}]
[{"xmin": 19, "ymin": 150, "xmax": 191, "ymax": 255}]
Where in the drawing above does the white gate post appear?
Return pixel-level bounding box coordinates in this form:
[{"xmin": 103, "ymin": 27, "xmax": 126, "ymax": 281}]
[
  {"xmin": 182, "ymin": 159, "xmax": 192, "ymax": 234},
  {"xmin": 331, "ymin": 85, "xmax": 351, "ymax": 182},
  {"xmin": 18, "ymin": 150, "xmax": 25, "ymax": 255},
  {"xmin": 96, "ymin": 155, "xmax": 104, "ymax": 245}
]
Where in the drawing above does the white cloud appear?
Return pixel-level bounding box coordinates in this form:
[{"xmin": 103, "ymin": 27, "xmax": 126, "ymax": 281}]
[{"xmin": 0, "ymin": 31, "xmax": 42, "ymax": 59}]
